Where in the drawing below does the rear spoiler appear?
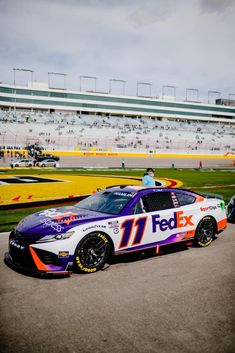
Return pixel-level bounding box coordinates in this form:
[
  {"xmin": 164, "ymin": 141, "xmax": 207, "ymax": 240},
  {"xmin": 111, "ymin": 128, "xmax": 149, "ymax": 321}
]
[{"xmin": 201, "ymin": 192, "xmax": 223, "ymax": 200}]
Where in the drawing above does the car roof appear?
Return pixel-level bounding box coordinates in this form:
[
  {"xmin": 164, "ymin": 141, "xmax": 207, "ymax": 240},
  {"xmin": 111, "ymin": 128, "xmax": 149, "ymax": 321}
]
[{"xmin": 105, "ymin": 185, "xmax": 171, "ymax": 193}]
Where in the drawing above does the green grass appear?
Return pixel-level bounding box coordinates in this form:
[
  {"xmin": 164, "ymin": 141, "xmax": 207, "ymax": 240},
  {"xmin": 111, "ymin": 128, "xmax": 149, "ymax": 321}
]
[{"xmin": 0, "ymin": 168, "xmax": 234, "ymax": 232}]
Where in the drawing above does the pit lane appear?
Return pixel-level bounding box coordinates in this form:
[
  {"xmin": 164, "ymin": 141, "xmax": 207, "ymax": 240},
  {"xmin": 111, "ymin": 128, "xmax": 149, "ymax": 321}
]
[{"xmin": 1, "ymin": 224, "xmax": 234, "ymax": 353}]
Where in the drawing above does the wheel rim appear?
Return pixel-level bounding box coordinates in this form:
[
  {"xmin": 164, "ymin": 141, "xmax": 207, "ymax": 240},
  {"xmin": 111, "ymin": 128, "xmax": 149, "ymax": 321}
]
[
  {"xmin": 197, "ymin": 218, "xmax": 214, "ymax": 244},
  {"xmin": 79, "ymin": 235, "xmax": 108, "ymax": 268}
]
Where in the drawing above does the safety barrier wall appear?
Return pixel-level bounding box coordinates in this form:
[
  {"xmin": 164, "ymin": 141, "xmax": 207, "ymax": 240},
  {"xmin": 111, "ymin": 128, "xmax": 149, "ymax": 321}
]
[{"xmin": 3, "ymin": 149, "xmax": 235, "ymax": 159}]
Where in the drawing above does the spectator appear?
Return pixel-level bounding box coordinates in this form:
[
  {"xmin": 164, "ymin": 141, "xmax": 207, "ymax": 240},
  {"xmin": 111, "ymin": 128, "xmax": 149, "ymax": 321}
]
[{"xmin": 142, "ymin": 168, "xmax": 156, "ymax": 187}]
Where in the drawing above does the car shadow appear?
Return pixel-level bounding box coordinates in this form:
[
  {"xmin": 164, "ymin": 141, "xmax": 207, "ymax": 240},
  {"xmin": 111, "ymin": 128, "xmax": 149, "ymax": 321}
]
[{"xmin": 107, "ymin": 241, "xmax": 192, "ymax": 268}]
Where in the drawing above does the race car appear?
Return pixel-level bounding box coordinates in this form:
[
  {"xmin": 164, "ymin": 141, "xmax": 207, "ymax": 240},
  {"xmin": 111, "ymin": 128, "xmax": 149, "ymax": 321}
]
[
  {"xmin": 227, "ymin": 195, "xmax": 235, "ymax": 223},
  {"xmin": 4, "ymin": 186, "xmax": 227, "ymax": 277}
]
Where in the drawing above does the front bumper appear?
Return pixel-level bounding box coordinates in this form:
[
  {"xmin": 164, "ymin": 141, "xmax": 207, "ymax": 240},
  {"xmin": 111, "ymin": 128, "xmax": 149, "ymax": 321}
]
[{"xmin": 4, "ymin": 250, "xmax": 73, "ymax": 278}]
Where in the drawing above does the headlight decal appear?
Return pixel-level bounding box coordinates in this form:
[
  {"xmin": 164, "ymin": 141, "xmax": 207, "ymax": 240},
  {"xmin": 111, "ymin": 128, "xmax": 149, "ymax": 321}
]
[
  {"xmin": 38, "ymin": 231, "xmax": 75, "ymax": 243},
  {"xmin": 29, "ymin": 246, "xmax": 49, "ymax": 271}
]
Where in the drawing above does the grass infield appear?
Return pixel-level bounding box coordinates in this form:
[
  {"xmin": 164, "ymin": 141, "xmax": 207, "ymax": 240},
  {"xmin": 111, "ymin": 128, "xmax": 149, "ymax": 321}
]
[{"xmin": 0, "ymin": 168, "xmax": 234, "ymax": 232}]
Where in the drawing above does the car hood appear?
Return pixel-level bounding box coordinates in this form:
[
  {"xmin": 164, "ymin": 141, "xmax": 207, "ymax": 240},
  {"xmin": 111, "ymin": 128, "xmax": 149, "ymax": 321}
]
[{"xmin": 16, "ymin": 206, "xmax": 113, "ymax": 238}]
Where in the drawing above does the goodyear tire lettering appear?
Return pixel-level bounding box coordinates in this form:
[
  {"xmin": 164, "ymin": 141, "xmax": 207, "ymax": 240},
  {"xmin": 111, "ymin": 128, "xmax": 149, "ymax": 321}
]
[
  {"xmin": 76, "ymin": 256, "xmax": 97, "ymax": 273},
  {"xmin": 97, "ymin": 233, "xmax": 108, "ymax": 243},
  {"xmin": 198, "ymin": 238, "xmax": 213, "ymax": 247}
]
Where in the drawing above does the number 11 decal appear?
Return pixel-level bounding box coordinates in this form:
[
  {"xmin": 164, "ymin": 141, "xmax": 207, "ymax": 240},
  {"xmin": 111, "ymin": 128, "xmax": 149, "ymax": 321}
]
[{"xmin": 119, "ymin": 216, "xmax": 148, "ymax": 249}]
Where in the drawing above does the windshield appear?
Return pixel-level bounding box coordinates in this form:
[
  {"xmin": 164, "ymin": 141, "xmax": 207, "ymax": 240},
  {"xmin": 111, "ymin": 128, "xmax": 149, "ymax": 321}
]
[{"xmin": 75, "ymin": 190, "xmax": 135, "ymax": 215}]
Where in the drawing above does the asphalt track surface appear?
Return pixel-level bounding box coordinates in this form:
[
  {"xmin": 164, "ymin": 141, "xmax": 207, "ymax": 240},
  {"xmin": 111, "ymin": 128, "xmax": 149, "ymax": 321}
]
[
  {"xmin": 59, "ymin": 156, "xmax": 234, "ymax": 169},
  {"xmin": 0, "ymin": 155, "xmax": 234, "ymax": 169},
  {"xmin": 1, "ymin": 224, "xmax": 235, "ymax": 353}
]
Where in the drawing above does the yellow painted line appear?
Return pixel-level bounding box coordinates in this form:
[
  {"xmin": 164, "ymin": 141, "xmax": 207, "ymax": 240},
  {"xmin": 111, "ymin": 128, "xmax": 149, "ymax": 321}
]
[
  {"xmin": 3, "ymin": 149, "xmax": 234, "ymax": 159},
  {"xmin": 0, "ymin": 174, "xmax": 182, "ymax": 205}
]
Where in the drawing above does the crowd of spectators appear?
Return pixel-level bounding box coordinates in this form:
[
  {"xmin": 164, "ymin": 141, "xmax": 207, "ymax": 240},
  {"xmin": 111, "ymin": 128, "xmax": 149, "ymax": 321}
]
[{"xmin": 0, "ymin": 110, "xmax": 234, "ymax": 154}]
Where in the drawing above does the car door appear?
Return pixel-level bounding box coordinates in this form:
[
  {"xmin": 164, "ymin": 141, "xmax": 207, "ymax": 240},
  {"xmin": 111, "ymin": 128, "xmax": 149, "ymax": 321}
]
[
  {"xmin": 116, "ymin": 191, "xmax": 177, "ymax": 251},
  {"xmin": 140, "ymin": 191, "xmax": 178, "ymax": 244}
]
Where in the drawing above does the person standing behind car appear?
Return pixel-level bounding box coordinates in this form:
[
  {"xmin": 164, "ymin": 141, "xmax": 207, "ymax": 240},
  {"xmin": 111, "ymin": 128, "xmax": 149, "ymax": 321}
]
[{"xmin": 142, "ymin": 168, "xmax": 156, "ymax": 187}]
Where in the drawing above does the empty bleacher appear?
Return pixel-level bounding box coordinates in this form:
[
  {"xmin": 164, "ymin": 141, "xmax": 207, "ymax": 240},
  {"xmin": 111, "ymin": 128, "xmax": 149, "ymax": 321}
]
[{"xmin": 0, "ymin": 110, "xmax": 234, "ymax": 153}]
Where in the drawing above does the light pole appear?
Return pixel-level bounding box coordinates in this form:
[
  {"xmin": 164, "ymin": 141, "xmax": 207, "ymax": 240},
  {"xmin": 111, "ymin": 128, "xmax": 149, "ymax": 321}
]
[
  {"xmin": 13, "ymin": 68, "xmax": 34, "ymax": 86},
  {"xmin": 162, "ymin": 85, "xmax": 176, "ymax": 100},
  {"xmin": 80, "ymin": 75, "xmax": 97, "ymax": 92},
  {"xmin": 48, "ymin": 72, "xmax": 67, "ymax": 90},
  {"xmin": 186, "ymin": 88, "xmax": 199, "ymax": 102},
  {"xmin": 208, "ymin": 90, "xmax": 220, "ymax": 104},
  {"xmin": 228, "ymin": 93, "xmax": 235, "ymax": 105},
  {"xmin": 136, "ymin": 82, "xmax": 152, "ymax": 97},
  {"xmin": 109, "ymin": 79, "xmax": 126, "ymax": 95},
  {"xmin": 13, "ymin": 68, "xmax": 34, "ymax": 114}
]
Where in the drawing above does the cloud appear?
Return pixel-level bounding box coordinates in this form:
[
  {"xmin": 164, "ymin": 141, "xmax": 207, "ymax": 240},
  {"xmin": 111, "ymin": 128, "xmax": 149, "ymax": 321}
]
[
  {"xmin": 0, "ymin": 0, "xmax": 234, "ymax": 99},
  {"xmin": 199, "ymin": 0, "xmax": 235, "ymax": 14}
]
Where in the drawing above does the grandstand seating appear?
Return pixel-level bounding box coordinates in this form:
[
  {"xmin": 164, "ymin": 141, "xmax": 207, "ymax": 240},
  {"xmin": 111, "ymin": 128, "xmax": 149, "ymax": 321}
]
[{"xmin": 0, "ymin": 110, "xmax": 234, "ymax": 153}]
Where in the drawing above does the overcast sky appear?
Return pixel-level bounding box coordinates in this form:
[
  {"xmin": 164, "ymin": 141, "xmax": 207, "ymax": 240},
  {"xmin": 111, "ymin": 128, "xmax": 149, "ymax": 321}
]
[{"xmin": 0, "ymin": 0, "xmax": 234, "ymax": 102}]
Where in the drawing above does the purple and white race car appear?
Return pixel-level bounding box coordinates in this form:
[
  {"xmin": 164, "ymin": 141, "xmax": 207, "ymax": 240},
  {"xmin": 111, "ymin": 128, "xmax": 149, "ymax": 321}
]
[{"xmin": 4, "ymin": 186, "xmax": 227, "ymax": 277}]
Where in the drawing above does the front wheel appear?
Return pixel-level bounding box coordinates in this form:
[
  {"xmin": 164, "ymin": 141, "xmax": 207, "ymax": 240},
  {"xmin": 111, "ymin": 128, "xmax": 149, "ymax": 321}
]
[
  {"xmin": 194, "ymin": 216, "xmax": 216, "ymax": 247},
  {"xmin": 74, "ymin": 232, "xmax": 111, "ymax": 273}
]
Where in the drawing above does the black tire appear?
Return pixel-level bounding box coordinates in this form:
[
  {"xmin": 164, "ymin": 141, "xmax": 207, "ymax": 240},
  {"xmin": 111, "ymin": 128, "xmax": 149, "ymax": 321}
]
[
  {"xmin": 74, "ymin": 232, "xmax": 110, "ymax": 273},
  {"xmin": 194, "ymin": 216, "xmax": 216, "ymax": 247},
  {"xmin": 42, "ymin": 164, "xmax": 45, "ymax": 167},
  {"xmin": 15, "ymin": 164, "xmax": 19, "ymax": 168}
]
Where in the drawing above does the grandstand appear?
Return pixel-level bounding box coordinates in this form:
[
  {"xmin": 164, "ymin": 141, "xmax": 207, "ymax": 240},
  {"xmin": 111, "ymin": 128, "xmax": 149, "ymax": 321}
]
[{"xmin": 0, "ymin": 82, "xmax": 235, "ymax": 154}]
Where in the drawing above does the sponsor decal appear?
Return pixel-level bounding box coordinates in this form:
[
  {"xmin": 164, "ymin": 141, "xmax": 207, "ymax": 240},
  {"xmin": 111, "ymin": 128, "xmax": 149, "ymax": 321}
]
[
  {"xmin": 171, "ymin": 192, "xmax": 180, "ymax": 207},
  {"xmin": 113, "ymin": 192, "xmax": 135, "ymax": 197},
  {"xmin": 10, "ymin": 239, "xmax": 25, "ymax": 250},
  {"xmin": 108, "ymin": 220, "xmax": 119, "ymax": 228},
  {"xmin": 40, "ymin": 218, "xmax": 64, "ymax": 233},
  {"xmin": 58, "ymin": 251, "xmax": 69, "ymax": 258},
  {"xmin": 152, "ymin": 211, "xmax": 194, "ymax": 232},
  {"xmin": 83, "ymin": 225, "xmax": 107, "ymax": 232},
  {"xmin": 200, "ymin": 205, "xmax": 217, "ymax": 212},
  {"xmin": 113, "ymin": 228, "xmax": 119, "ymax": 234}
]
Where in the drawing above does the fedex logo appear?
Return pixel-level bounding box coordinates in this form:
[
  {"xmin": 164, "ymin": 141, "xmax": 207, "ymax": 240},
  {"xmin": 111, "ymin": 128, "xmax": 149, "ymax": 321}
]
[{"xmin": 152, "ymin": 211, "xmax": 194, "ymax": 232}]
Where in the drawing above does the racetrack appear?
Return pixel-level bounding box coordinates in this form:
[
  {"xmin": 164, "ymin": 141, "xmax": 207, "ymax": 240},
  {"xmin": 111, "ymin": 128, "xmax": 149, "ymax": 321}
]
[
  {"xmin": 58, "ymin": 156, "xmax": 234, "ymax": 169},
  {"xmin": 0, "ymin": 155, "xmax": 234, "ymax": 169},
  {"xmin": 1, "ymin": 224, "xmax": 234, "ymax": 353}
]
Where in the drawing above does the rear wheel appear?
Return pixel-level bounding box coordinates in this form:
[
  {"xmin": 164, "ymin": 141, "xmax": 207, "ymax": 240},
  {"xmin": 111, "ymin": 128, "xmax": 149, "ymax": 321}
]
[
  {"xmin": 194, "ymin": 216, "xmax": 216, "ymax": 247},
  {"xmin": 74, "ymin": 232, "xmax": 110, "ymax": 273}
]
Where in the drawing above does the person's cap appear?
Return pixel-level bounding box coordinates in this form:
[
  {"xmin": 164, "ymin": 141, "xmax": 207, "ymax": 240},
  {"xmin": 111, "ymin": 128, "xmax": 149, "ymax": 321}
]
[{"xmin": 147, "ymin": 168, "xmax": 155, "ymax": 173}]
